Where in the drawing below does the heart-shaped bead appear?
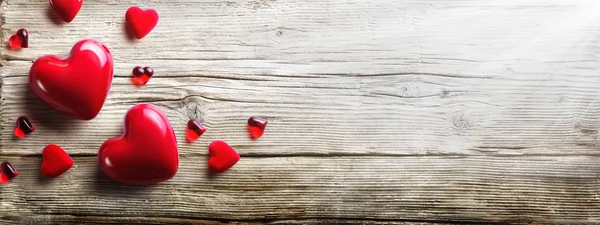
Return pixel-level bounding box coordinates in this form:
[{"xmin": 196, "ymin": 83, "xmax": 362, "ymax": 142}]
[
  {"xmin": 125, "ymin": 6, "xmax": 159, "ymax": 39},
  {"xmin": 208, "ymin": 140, "xmax": 240, "ymax": 173},
  {"xmin": 0, "ymin": 162, "xmax": 18, "ymax": 184},
  {"xmin": 14, "ymin": 116, "xmax": 34, "ymax": 138},
  {"xmin": 8, "ymin": 28, "xmax": 28, "ymax": 49},
  {"xmin": 247, "ymin": 116, "xmax": 267, "ymax": 139},
  {"xmin": 186, "ymin": 119, "xmax": 206, "ymax": 143},
  {"xmin": 29, "ymin": 39, "xmax": 114, "ymax": 120},
  {"xmin": 50, "ymin": 0, "xmax": 83, "ymax": 23},
  {"xmin": 131, "ymin": 66, "xmax": 154, "ymax": 86},
  {"xmin": 98, "ymin": 104, "xmax": 179, "ymax": 185},
  {"xmin": 41, "ymin": 144, "xmax": 74, "ymax": 178}
]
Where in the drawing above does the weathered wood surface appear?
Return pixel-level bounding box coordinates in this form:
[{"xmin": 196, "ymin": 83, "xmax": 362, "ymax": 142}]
[{"xmin": 1, "ymin": 0, "xmax": 600, "ymax": 224}]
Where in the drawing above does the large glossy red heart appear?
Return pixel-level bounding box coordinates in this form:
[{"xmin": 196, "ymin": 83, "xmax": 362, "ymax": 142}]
[
  {"xmin": 98, "ymin": 104, "xmax": 179, "ymax": 185},
  {"xmin": 208, "ymin": 140, "xmax": 240, "ymax": 173},
  {"xmin": 41, "ymin": 144, "xmax": 74, "ymax": 178},
  {"xmin": 29, "ymin": 39, "xmax": 113, "ymax": 120},
  {"xmin": 50, "ymin": 0, "xmax": 83, "ymax": 23},
  {"xmin": 125, "ymin": 6, "xmax": 159, "ymax": 39}
]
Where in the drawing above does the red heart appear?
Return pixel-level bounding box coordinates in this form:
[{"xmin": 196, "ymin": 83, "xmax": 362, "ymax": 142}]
[
  {"xmin": 29, "ymin": 39, "xmax": 113, "ymax": 120},
  {"xmin": 8, "ymin": 29, "xmax": 28, "ymax": 49},
  {"xmin": 50, "ymin": 0, "xmax": 83, "ymax": 23},
  {"xmin": 98, "ymin": 104, "xmax": 179, "ymax": 185},
  {"xmin": 41, "ymin": 144, "xmax": 74, "ymax": 178},
  {"xmin": 125, "ymin": 6, "xmax": 159, "ymax": 39},
  {"xmin": 208, "ymin": 140, "xmax": 240, "ymax": 173}
]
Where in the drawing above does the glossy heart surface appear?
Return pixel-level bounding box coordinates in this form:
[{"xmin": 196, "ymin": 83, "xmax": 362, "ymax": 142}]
[
  {"xmin": 131, "ymin": 66, "xmax": 154, "ymax": 86},
  {"xmin": 29, "ymin": 39, "xmax": 114, "ymax": 120},
  {"xmin": 186, "ymin": 119, "xmax": 206, "ymax": 143},
  {"xmin": 41, "ymin": 144, "xmax": 74, "ymax": 178},
  {"xmin": 0, "ymin": 162, "xmax": 18, "ymax": 184},
  {"xmin": 14, "ymin": 116, "xmax": 34, "ymax": 138},
  {"xmin": 98, "ymin": 104, "xmax": 179, "ymax": 185},
  {"xmin": 8, "ymin": 28, "xmax": 28, "ymax": 49},
  {"xmin": 125, "ymin": 6, "xmax": 159, "ymax": 39},
  {"xmin": 247, "ymin": 116, "xmax": 267, "ymax": 139},
  {"xmin": 50, "ymin": 0, "xmax": 83, "ymax": 23}
]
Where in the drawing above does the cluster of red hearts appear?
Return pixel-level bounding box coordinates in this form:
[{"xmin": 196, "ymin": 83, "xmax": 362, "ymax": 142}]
[{"xmin": 0, "ymin": 0, "xmax": 268, "ymax": 185}]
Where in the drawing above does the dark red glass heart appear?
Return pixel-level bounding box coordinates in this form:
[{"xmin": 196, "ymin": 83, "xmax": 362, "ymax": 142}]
[
  {"xmin": 14, "ymin": 116, "xmax": 34, "ymax": 138},
  {"xmin": 0, "ymin": 162, "xmax": 18, "ymax": 184},
  {"xmin": 131, "ymin": 66, "xmax": 153, "ymax": 86},
  {"xmin": 186, "ymin": 119, "xmax": 206, "ymax": 143},
  {"xmin": 247, "ymin": 116, "xmax": 267, "ymax": 139},
  {"xmin": 8, "ymin": 28, "xmax": 28, "ymax": 49}
]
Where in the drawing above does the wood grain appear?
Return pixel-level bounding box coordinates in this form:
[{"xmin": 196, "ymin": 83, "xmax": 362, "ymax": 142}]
[
  {"xmin": 0, "ymin": 216, "xmax": 456, "ymax": 225},
  {"xmin": 2, "ymin": 155, "xmax": 600, "ymax": 224},
  {"xmin": 1, "ymin": 0, "xmax": 600, "ymax": 224},
  {"xmin": 2, "ymin": 0, "xmax": 600, "ymax": 156}
]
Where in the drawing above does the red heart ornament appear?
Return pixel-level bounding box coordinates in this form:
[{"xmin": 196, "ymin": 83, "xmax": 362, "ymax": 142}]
[
  {"xmin": 41, "ymin": 144, "xmax": 74, "ymax": 178},
  {"xmin": 29, "ymin": 39, "xmax": 113, "ymax": 120},
  {"xmin": 98, "ymin": 104, "xmax": 179, "ymax": 185},
  {"xmin": 50, "ymin": 0, "xmax": 83, "ymax": 23},
  {"xmin": 8, "ymin": 28, "xmax": 28, "ymax": 49},
  {"xmin": 125, "ymin": 6, "xmax": 159, "ymax": 39},
  {"xmin": 208, "ymin": 140, "xmax": 240, "ymax": 173}
]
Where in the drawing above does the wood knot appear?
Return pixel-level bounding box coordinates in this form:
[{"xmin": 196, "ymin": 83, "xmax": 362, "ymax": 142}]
[
  {"xmin": 183, "ymin": 97, "xmax": 205, "ymax": 121},
  {"xmin": 452, "ymin": 113, "xmax": 471, "ymax": 129}
]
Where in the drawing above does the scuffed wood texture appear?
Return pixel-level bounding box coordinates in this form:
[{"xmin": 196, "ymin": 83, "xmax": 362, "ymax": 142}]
[{"xmin": 1, "ymin": 0, "xmax": 600, "ymax": 224}]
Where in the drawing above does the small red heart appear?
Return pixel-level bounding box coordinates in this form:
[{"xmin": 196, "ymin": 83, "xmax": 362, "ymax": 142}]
[
  {"xmin": 8, "ymin": 28, "xmax": 28, "ymax": 49},
  {"xmin": 41, "ymin": 144, "xmax": 74, "ymax": 178},
  {"xmin": 247, "ymin": 116, "xmax": 267, "ymax": 139},
  {"xmin": 125, "ymin": 6, "xmax": 159, "ymax": 39},
  {"xmin": 131, "ymin": 66, "xmax": 154, "ymax": 86},
  {"xmin": 0, "ymin": 162, "xmax": 18, "ymax": 184},
  {"xmin": 186, "ymin": 119, "xmax": 206, "ymax": 143},
  {"xmin": 98, "ymin": 104, "xmax": 179, "ymax": 185},
  {"xmin": 50, "ymin": 0, "xmax": 83, "ymax": 23},
  {"xmin": 29, "ymin": 39, "xmax": 114, "ymax": 120},
  {"xmin": 208, "ymin": 140, "xmax": 240, "ymax": 173}
]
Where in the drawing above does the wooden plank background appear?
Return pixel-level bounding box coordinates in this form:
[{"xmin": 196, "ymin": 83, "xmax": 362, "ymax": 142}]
[{"xmin": 1, "ymin": 0, "xmax": 600, "ymax": 224}]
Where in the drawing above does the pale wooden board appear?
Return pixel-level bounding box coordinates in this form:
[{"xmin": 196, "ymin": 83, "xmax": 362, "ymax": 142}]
[
  {"xmin": 2, "ymin": 156, "xmax": 600, "ymax": 224},
  {"xmin": 1, "ymin": 0, "xmax": 600, "ymax": 224},
  {"xmin": 2, "ymin": 0, "xmax": 600, "ymax": 156}
]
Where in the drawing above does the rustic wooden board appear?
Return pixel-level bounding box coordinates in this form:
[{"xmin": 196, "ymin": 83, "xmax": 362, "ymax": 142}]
[
  {"xmin": 1, "ymin": 0, "xmax": 600, "ymax": 224},
  {"xmin": 2, "ymin": 155, "xmax": 600, "ymax": 224}
]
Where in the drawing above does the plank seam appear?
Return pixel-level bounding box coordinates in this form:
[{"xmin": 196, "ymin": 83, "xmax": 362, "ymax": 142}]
[{"xmin": 7, "ymin": 213, "xmax": 517, "ymax": 225}]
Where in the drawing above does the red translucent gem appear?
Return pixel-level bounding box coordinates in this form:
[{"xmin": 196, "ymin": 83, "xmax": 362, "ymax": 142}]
[
  {"xmin": 131, "ymin": 66, "xmax": 154, "ymax": 86},
  {"xmin": 132, "ymin": 66, "xmax": 144, "ymax": 76},
  {"xmin": 8, "ymin": 28, "xmax": 28, "ymax": 49},
  {"xmin": 14, "ymin": 116, "xmax": 34, "ymax": 138},
  {"xmin": 0, "ymin": 162, "xmax": 19, "ymax": 184},
  {"xmin": 247, "ymin": 116, "xmax": 267, "ymax": 139},
  {"xmin": 143, "ymin": 67, "xmax": 154, "ymax": 76},
  {"xmin": 186, "ymin": 119, "xmax": 206, "ymax": 142}
]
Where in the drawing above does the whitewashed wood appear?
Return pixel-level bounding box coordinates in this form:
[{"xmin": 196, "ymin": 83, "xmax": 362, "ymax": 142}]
[
  {"xmin": 2, "ymin": 156, "xmax": 600, "ymax": 224},
  {"xmin": 2, "ymin": 0, "xmax": 600, "ymax": 224},
  {"xmin": 2, "ymin": 0, "xmax": 600, "ymax": 156}
]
